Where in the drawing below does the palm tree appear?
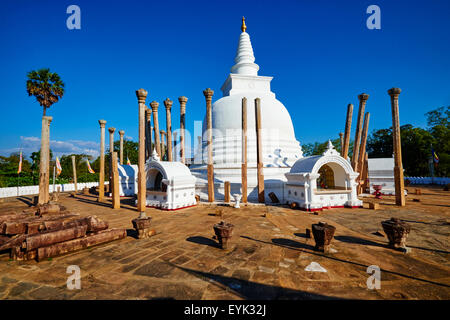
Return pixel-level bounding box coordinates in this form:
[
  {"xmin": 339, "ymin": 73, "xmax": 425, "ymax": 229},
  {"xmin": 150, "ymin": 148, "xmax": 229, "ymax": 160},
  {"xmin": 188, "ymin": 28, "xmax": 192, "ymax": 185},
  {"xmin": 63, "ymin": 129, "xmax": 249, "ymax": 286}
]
[{"xmin": 26, "ymin": 68, "xmax": 65, "ymax": 116}]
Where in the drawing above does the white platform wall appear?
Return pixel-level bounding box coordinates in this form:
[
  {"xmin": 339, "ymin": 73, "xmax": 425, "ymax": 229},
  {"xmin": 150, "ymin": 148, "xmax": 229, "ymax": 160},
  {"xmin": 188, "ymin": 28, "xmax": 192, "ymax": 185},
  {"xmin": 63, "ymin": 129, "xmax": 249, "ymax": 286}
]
[{"xmin": 0, "ymin": 182, "xmax": 108, "ymax": 198}]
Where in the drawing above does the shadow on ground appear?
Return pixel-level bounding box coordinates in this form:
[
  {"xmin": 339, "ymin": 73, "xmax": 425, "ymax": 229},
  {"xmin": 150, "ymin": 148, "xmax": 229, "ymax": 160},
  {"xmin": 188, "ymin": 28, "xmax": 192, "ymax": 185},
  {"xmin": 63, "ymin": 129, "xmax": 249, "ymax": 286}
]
[
  {"xmin": 241, "ymin": 235, "xmax": 450, "ymax": 288},
  {"xmin": 186, "ymin": 236, "xmax": 220, "ymax": 249},
  {"xmin": 173, "ymin": 264, "xmax": 339, "ymax": 300}
]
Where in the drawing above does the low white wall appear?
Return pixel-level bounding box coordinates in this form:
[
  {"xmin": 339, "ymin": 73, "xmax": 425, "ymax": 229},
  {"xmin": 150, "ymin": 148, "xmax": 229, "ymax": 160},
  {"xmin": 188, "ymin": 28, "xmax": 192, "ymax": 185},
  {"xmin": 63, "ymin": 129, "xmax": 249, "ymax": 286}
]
[
  {"xmin": 405, "ymin": 177, "xmax": 450, "ymax": 185},
  {"xmin": 0, "ymin": 182, "xmax": 108, "ymax": 198}
]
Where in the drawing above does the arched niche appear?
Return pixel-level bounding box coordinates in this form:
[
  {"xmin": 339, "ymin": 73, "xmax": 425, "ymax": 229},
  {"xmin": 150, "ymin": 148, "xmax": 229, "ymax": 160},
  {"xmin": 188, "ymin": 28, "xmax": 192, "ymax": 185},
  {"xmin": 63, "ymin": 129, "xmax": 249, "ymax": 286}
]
[
  {"xmin": 316, "ymin": 161, "xmax": 348, "ymax": 191},
  {"xmin": 146, "ymin": 168, "xmax": 167, "ymax": 192}
]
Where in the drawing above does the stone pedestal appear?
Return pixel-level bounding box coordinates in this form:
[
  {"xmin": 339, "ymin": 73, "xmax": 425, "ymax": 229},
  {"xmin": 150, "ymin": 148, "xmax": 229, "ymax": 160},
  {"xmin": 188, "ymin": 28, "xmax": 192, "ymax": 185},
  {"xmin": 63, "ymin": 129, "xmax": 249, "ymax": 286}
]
[
  {"xmin": 381, "ymin": 218, "xmax": 411, "ymax": 250},
  {"xmin": 83, "ymin": 187, "xmax": 89, "ymax": 195},
  {"xmin": 132, "ymin": 217, "xmax": 154, "ymax": 239},
  {"xmin": 311, "ymin": 222, "xmax": 336, "ymax": 253},
  {"xmin": 213, "ymin": 221, "xmax": 234, "ymax": 250}
]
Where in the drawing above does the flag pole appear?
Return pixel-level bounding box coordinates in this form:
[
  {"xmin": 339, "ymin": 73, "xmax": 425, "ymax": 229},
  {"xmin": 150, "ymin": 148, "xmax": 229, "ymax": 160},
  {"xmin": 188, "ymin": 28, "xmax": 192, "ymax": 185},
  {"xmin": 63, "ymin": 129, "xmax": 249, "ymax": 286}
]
[{"xmin": 53, "ymin": 165, "xmax": 56, "ymax": 194}]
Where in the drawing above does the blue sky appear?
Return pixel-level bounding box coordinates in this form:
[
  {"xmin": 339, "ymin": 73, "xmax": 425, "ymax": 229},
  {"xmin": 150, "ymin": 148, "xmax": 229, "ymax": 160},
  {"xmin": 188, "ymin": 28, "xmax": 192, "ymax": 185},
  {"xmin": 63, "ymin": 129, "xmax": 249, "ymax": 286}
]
[{"xmin": 0, "ymin": 0, "xmax": 449, "ymax": 159}]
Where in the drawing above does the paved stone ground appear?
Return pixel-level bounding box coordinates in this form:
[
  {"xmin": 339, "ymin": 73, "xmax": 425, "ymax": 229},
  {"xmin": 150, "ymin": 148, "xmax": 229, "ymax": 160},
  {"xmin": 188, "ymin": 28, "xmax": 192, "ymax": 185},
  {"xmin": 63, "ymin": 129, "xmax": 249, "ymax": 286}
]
[{"xmin": 0, "ymin": 186, "xmax": 449, "ymax": 300}]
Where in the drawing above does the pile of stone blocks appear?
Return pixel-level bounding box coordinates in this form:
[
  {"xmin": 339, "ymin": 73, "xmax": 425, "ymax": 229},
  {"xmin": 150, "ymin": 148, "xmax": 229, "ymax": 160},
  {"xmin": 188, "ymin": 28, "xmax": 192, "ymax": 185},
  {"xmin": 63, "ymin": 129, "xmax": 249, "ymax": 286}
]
[{"xmin": 0, "ymin": 204, "xmax": 126, "ymax": 261}]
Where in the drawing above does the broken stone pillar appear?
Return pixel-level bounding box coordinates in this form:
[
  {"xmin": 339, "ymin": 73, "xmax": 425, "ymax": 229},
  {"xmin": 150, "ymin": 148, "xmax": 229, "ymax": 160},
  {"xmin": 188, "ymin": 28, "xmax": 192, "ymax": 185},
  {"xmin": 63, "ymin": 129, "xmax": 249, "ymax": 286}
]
[
  {"xmin": 98, "ymin": 120, "xmax": 106, "ymax": 202},
  {"xmin": 268, "ymin": 192, "xmax": 280, "ymax": 203},
  {"xmin": 255, "ymin": 98, "xmax": 265, "ymax": 203},
  {"xmin": 241, "ymin": 97, "xmax": 248, "ymax": 203},
  {"xmin": 108, "ymin": 127, "xmax": 115, "ymax": 195},
  {"xmin": 136, "ymin": 89, "xmax": 148, "ymax": 213},
  {"xmin": 388, "ymin": 88, "xmax": 406, "ymax": 206},
  {"xmin": 111, "ymin": 151, "xmax": 120, "ymax": 209},
  {"xmin": 164, "ymin": 98, "xmax": 173, "ymax": 161},
  {"xmin": 339, "ymin": 132, "xmax": 344, "ymax": 156},
  {"xmin": 352, "ymin": 94, "xmax": 369, "ymax": 170},
  {"xmin": 145, "ymin": 107, "xmax": 152, "ymax": 160},
  {"xmin": 132, "ymin": 216, "xmax": 154, "ymax": 239},
  {"xmin": 356, "ymin": 112, "xmax": 370, "ymax": 174},
  {"xmin": 213, "ymin": 221, "xmax": 234, "ymax": 250},
  {"xmin": 342, "ymin": 103, "xmax": 353, "ymax": 160},
  {"xmin": 203, "ymin": 88, "xmax": 215, "ymax": 203},
  {"xmin": 119, "ymin": 130, "xmax": 125, "ymax": 165},
  {"xmin": 38, "ymin": 116, "xmax": 52, "ymax": 205},
  {"xmin": 179, "ymin": 96, "xmax": 188, "ymax": 164},
  {"xmin": 224, "ymin": 181, "xmax": 230, "ymax": 203},
  {"xmin": 150, "ymin": 101, "xmax": 161, "ymax": 158},
  {"xmin": 71, "ymin": 156, "xmax": 78, "ymax": 194},
  {"xmin": 83, "ymin": 187, "xmax": 89, "ymax": 195},
  {"xmin": 311, "ymin": 222, "xmax": 336, "ymax": 253},
  {"xmin": 381, "ymin": 218, "xmax": 411, "ymax": 251}
]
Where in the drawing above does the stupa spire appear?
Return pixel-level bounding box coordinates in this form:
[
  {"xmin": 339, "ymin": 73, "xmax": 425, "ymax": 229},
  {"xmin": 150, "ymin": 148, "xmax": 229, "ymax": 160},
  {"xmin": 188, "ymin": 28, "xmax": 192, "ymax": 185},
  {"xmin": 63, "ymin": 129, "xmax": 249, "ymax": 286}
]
[{"xmin": 231, "ymin": 17, "xmax": 259, "ymax": 76}]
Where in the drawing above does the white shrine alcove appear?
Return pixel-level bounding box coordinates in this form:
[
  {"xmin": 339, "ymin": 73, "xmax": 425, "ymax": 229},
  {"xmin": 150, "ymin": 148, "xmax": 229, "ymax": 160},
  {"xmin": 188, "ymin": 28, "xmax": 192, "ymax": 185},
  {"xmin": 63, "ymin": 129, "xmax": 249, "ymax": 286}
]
[
  {"xmin": 145, "ymin": 151, "xmax": 197, "ymax": 210},
  {"xmin": 285, "ymin": 141, "xmax": 363, "ymax": 211}
]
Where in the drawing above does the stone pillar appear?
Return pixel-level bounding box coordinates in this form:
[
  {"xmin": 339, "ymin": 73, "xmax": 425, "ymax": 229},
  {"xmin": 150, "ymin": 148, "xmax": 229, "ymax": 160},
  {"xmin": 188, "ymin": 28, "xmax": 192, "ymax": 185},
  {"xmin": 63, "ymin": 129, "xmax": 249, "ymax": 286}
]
[
  {"xmin": 150, "ymin": 101, "xmax": 161, "ymax": 158},
  {"xmin": 339, "ymin": 132, "xmax": 344, "ymax": 156},
  {"xmin": 173, "ymin": 132, "xmax": 178, "ymax": 161},
  {"xmin": 351, "ymin": 94, "xmax": 369, "ymax": 170},
  {"xmin": 145, "ymin": 108, "xmax": 152, "ymax": 160},
  {"xmin": 203, "ymin": 88, "xmax": 215, "ymax": 202},
  {"xmin": 241, "ymin": 97, "xmax": 248, "ymax": 203},
  {"xmin": 224, "ymin": 181, "xmax": 231, "ymax": 203},
  {"xmin": 357, "ymin": 112, "xmax": 370, "ymax": 174},
  {"xmin": 98, "ymin": 120, "xmax": 106, "ymax": 202},
  {"xmin": 119, "ymin": 130, "xmax": 125, "ymax": 165},
  {"xmin": 164, "ymin": 98, "xmax": 173, "ymax": 161},
  {"xmin": 108, "ymin": 127, "xmax": 115, "ymax": 194},
  {"xmin": 136, "ymin": 89, "xmax": 148, "ymax": 213},
  {"xmin": 342, "ymin": 103, "xmax": 353, "ymax": 160},
  {"xmin": 255, "ymin": 98, "xmax": 265, "ymax": 203},
  {"xmin": 111, "ymin": 151, "xmax": 120, "ymax": 209},
  {"xmin": 179, "ymin": 96, "xmax": 188, "ymax": 164},
  {"xmin": 160, "ymin": 130, "xmax": 166, "ymax": 159},
  {"xmin": 360, "ymin": 152, "xmax": 369, "ymax": 194},
  {"xmin": 388, "ymin": 88, "xmax": 405, "ymax": 206},
  {"xmin": 38, "ymin": 116, "xmax": 52, "ymax": 205},
  {"xmin": 71, "ymin": 156, "xmax": 78, "ymax": 193}
]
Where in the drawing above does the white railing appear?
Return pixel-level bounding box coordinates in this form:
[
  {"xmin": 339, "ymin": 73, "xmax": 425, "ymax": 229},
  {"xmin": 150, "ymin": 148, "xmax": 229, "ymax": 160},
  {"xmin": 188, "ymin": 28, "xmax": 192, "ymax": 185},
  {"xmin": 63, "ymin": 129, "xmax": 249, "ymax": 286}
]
[
  {"xmin": 405, "ymin": 177, "xmax": 450, "ymax": 185},
  {"xmin": 0, "ymin": 182, "xmax": 108, "ymax": 198}
]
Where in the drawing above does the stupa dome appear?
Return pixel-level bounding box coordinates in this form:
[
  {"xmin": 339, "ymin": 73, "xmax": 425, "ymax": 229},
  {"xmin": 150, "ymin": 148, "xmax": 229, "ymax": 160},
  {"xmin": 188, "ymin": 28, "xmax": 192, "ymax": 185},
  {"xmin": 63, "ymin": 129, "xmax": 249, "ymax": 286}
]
[
  {"xmin": 191, "ymin": 18, "xmax": 303, "ymax": 202},
  {"xmin": 197, "ymin": 17, "xmax": 303, "ymax": 167}
]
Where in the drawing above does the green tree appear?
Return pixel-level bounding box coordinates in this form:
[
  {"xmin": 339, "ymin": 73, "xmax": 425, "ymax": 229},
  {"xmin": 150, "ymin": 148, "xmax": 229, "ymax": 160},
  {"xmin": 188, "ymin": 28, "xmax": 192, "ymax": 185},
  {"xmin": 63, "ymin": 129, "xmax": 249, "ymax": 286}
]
[
  {"xmin": 26, "ymin": 68, "xmax": 65, "ymax": 116},
  {"xmin": 303, "ymin": 138, "xmax": 350, "ymax": 157},
  {"xmin": 425, "ymin": 106, "xmax": 449, "ymax": 128}
]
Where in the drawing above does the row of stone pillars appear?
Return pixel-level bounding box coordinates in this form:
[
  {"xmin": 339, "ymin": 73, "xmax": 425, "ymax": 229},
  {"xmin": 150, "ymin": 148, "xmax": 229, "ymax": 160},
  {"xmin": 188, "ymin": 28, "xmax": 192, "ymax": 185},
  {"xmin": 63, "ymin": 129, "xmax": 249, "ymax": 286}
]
[
  {"xmin": 339, "ymin": 88, "xmax": 405, "ymax": 206},
  {"xmin": 202, "ymin": 89, "xmax": 264, "ymax": 204},
  {"xmin": 96, "ymin": 121, "xmax": 126, "ymax": 204},
  {"xmin": 143, "ymin": 97, "xmax": 188, "ymax": 163}
]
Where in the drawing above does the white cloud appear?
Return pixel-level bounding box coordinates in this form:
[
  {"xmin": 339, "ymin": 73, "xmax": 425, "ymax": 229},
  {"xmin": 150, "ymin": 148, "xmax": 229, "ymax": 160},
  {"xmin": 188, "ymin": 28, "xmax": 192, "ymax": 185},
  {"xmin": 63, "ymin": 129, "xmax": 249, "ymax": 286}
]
[{"xmin": 0, "ymin": 136, "xmax": 100, "ymax": 159}]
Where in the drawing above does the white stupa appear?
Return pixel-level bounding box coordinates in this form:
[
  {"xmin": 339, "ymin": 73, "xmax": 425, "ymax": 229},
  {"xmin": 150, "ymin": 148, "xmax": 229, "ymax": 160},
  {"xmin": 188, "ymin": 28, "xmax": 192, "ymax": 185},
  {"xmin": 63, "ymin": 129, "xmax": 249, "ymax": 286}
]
[{"xmin": 190, "ymin": 18, "xmax": 303, "ymax": 202}]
